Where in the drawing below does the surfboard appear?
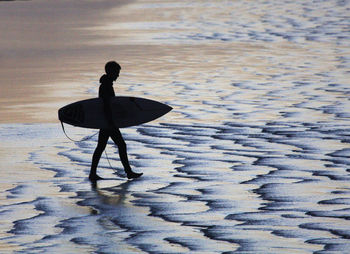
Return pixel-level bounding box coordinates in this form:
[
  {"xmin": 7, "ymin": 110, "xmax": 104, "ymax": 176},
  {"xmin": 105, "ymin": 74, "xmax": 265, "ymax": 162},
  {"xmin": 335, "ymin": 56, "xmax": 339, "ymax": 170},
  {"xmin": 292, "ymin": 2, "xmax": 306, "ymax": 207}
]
[{"xmin": 58, "ymin": 96, "xmax": 172, "ymax": 129}]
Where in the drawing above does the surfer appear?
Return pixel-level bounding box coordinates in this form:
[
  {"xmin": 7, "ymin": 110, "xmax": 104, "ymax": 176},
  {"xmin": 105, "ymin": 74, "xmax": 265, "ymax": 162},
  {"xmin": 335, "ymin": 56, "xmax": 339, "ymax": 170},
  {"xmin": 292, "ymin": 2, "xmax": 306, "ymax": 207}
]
[{"xmin": 89, "ymin": 61, "xmax": 143, "ymax": 181}]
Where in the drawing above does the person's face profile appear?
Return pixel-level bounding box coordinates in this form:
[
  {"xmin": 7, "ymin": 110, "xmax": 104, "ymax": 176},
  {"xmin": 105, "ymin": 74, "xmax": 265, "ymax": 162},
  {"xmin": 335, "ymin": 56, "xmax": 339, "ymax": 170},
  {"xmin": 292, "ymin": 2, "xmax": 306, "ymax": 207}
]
[{"xmin": 110, "ymin": 69, "xmax": 120, "ymax": 81}]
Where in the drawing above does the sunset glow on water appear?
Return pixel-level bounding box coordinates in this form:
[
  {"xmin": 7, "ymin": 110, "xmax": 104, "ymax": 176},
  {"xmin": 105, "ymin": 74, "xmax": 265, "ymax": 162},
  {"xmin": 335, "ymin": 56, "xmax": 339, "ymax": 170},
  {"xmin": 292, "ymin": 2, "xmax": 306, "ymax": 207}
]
[{"xmin": 0, "ymin": 0, "xmax": 350, "ymax": 253}]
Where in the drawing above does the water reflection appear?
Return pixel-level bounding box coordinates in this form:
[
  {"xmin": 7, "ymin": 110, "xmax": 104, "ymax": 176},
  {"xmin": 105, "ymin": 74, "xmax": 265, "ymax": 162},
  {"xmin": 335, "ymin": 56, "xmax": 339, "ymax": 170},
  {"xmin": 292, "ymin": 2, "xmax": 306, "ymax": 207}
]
[
  {"xmin": 90, "ymin": 180, "xmax": 130, "ymax": 207},
  {"xmin": 0, "ymin": 0, "xmax": 349, "ymax": 252}
]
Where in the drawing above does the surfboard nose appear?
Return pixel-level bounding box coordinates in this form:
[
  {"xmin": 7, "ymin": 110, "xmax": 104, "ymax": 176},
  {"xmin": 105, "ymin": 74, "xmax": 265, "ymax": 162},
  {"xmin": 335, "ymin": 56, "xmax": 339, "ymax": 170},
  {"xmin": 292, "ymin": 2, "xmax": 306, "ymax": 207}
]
[{"xmin": 165, "ymin": 104, "xmax": 172, "ymax": 113}]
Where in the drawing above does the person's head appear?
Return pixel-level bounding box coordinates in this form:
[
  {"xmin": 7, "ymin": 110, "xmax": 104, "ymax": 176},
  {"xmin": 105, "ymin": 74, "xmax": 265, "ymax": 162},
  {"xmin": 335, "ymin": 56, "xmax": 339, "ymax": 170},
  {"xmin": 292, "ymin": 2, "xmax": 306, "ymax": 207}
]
[{"xmin": 105, "ymin": 61, "xmax": 121, "ymax": 81}]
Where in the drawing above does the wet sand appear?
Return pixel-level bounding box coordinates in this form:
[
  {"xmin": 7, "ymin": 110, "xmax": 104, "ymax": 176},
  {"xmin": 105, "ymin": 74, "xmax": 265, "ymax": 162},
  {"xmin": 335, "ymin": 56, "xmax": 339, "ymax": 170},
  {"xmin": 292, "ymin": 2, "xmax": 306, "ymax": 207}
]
[{"xmin": 1, "ymin": 0, "xmax": 350, "ymax": 253}]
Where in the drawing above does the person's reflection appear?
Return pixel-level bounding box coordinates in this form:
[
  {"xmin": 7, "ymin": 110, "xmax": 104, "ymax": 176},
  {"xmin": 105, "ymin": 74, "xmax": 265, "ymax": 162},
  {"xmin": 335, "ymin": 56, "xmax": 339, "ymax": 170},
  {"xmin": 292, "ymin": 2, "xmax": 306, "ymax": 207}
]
[{"xmin": 90, "ymin": 180, "xmax": 130, "ymax": 206}]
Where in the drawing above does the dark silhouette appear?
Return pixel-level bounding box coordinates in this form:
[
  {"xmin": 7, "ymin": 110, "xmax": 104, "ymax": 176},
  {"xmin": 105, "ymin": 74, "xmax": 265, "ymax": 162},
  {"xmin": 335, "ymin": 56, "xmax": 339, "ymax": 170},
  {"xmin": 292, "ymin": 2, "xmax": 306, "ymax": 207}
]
[{"xmin": 89, "ymin": 61, "xmax": 143, "ymax": 181}]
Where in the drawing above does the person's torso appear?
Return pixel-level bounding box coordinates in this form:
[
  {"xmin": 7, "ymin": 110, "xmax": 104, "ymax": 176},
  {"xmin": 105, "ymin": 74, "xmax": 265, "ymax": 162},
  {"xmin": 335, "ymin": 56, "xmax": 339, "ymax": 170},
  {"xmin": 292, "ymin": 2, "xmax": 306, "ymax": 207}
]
[{"xmin": 99, "ymin": 83, "xmax": 115, "ymax": 99}]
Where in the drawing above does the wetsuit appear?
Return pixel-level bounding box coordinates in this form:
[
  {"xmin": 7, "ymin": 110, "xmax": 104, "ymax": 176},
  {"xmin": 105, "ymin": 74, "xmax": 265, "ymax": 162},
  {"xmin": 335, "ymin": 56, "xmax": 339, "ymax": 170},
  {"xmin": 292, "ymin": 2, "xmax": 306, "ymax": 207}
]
[{"xmin": 90, "ymin": 74, "xmax": 132, "ymax": 177}]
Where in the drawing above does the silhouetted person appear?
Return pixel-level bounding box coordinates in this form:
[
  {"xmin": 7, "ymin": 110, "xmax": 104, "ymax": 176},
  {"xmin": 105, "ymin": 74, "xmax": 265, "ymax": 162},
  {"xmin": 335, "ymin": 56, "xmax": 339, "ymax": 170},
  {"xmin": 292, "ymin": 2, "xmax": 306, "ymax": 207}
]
[{"xmin": 89, "ymin": 61, "xmax": 143, "ymax": 181}]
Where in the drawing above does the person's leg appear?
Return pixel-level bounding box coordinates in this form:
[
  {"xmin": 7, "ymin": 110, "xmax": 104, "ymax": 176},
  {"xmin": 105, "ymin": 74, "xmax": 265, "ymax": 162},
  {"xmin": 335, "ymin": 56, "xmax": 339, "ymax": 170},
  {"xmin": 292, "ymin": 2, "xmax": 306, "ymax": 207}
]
[
  {"xmin": 90, "ymin": 129, "xmax": 109, "ymax": 181},
  {"xmin": 110, "ymin": 128, "xmax": 142, "ymax": 179}
]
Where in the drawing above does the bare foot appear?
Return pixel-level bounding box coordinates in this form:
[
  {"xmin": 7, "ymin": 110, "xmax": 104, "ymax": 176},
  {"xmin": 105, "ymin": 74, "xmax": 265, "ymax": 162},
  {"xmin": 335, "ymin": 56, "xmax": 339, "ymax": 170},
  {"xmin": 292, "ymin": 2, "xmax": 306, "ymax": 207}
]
[
  {"xmin": 127, "ymin": 171, "xmax": 143, "ymax": 179},
  {"xmin": 89, "ymin": 174, "xmax": 104, "ymax": 181}
]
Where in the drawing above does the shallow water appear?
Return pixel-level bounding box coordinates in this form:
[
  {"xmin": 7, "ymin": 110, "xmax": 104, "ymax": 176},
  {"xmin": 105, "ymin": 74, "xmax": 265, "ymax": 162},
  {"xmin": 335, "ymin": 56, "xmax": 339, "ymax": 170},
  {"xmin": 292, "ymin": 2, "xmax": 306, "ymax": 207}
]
[{"xmin": 1, "ymin": 0, "xmax": 350, "ymax": 253}]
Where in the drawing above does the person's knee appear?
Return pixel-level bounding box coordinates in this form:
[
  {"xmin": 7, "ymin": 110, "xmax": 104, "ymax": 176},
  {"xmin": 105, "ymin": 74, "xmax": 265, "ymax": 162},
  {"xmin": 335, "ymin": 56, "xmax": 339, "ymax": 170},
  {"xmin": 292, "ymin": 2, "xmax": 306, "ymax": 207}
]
[{"xmin": 95, "ymin": 144, "xmax": 106, "ymax": 154}]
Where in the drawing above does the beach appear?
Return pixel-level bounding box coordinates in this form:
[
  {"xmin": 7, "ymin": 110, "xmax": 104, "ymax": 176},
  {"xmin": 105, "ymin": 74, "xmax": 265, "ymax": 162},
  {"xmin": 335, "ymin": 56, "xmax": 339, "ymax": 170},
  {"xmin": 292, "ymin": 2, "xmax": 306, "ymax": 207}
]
[{"xmin": 1, "ymin": 0, "xmax": 350, "ymax": 253}]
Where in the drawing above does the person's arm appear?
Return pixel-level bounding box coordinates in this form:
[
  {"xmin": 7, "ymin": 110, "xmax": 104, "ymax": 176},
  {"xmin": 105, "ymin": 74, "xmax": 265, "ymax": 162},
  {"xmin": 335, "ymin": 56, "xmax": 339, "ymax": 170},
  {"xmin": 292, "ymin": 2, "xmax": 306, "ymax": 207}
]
[
  {"xmin": 103, "ymin": 96, "xmax": 115, "ymax": 128},
  {"xmin": 100, "ymin": 84, "xmax": 116, "ymax": 129}
]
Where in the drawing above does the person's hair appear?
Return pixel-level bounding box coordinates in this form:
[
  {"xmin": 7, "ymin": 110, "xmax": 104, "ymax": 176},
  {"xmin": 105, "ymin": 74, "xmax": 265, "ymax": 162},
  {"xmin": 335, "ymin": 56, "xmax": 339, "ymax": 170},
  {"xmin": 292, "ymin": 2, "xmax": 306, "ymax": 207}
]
[{"xmin": 105, "ymin": 61, "xmax": 121, "ymax": 75}]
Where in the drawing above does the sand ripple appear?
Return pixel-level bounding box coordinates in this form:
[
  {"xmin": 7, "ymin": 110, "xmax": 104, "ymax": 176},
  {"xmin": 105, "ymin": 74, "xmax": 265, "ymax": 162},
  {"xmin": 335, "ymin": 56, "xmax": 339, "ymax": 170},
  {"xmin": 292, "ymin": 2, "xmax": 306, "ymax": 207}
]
[{"xmin": 1, "ymin": 0, "xmax": 350, "ymax": 253}]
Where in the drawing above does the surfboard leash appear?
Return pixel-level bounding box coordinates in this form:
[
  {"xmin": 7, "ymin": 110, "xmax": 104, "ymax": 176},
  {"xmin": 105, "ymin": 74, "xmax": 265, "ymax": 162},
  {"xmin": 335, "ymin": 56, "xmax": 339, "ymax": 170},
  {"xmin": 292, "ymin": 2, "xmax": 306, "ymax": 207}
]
[
  {"xmin": 104, "ymin": 149, "xmax": 119, "ymax": 172},
  {"xmin": 60, "ymin": 121, "xmax": 118, "ymax": 171},
  {"xmin": 60, "ymin": 121, "xmax": 99, "ymax": 142}
]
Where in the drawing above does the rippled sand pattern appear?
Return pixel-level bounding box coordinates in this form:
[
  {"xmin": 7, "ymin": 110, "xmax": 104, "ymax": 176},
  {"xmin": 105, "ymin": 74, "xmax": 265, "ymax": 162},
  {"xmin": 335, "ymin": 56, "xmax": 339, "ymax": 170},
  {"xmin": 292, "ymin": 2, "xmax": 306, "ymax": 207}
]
[{"xmin": 1, "ymin": 0, "xmax": 350, "ymax": 253}]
